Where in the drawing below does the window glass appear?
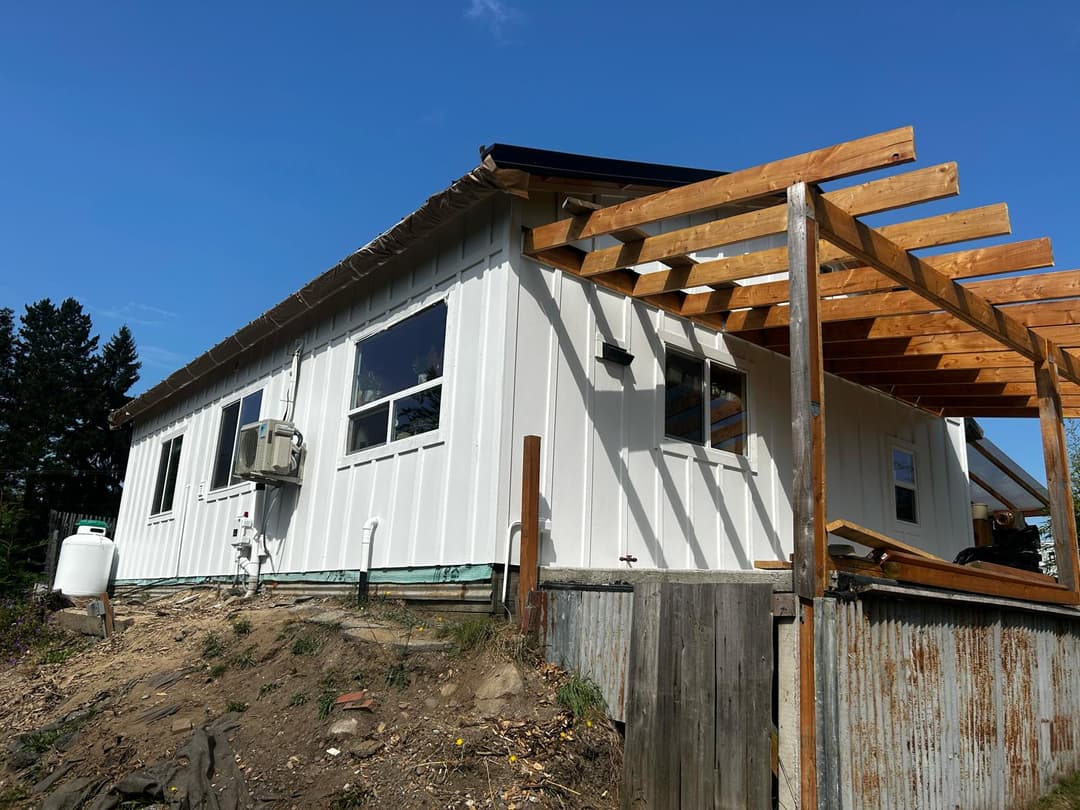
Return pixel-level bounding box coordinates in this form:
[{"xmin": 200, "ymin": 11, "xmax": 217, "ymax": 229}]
[
  {"xmin": 348, "ymin": 403, "xmax": 390, "ymax": 453},
  {"xmin": 895, "ymin": 485, "xmax": 917, "ymax": 524},
  {"xmin": 352, "ymin": 304, "xmax": 446, "ymax": 408},
  {"xmin": 709, "ymin": 363, "xmax": 747, "ymax": 455},
  {"xmin": 665, "ymin": 352, "xmax": 705, "ymax": 444},
  {"xmin": 151, "ymin": 435, "xmax": 183, "ymax": 515},
  {"xmin": 210, "ymin": 390, "xmax": 263, "ymax": 490},
  {"xmin": 892, "ymin": 448, "xmax": 918, "ymax": 524},
  {"xmin": 347, "ymin": 303, "xmax": 447, "ymax": 454},
  {"xmin": 892, "ymin": 448, "xmax": 916, "ymax": 485}
]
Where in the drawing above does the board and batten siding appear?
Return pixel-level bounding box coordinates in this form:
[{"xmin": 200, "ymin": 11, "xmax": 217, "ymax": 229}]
[
  {"xmin": 502, "ymin": 195, "xmax": 973, "ymax": 570},
  {"xmin": 112, "ymin": 197, "xmax": 515, "ymax": 582}
]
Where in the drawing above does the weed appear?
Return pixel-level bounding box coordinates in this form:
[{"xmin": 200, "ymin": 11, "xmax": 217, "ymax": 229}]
[
  {"xmin": 231, "ymin": 645, "xmax": 258, "ymax": 669},
  {"xmin": 0, "ymin": 591, "xmax": 52, "ymax": 665},
  {"xmin": 36, "ymin": 637, "xmax": 90, "ymax": 666},
  {"xmin": 437, "ymin": 616, "xmax": 495, "ymax": 655},
  {"xmin": 225, "ymin": 700, "xmax": 248, "ymax": 713},
  {"xmin": 360, "ymin": 596, "xmax": 419, "ymax": 629},
  {"xmin": 329, "ymin": 784, "xmax": 372, "ymax": 809},
  {"xmin": 291, "ymin": 634, "xmax": 320, "ymax": 656},
  {"xmin": 201, "ymin": 632, "xmax": 225, "ymax": 659},
  {"xmin": 288, "ymin": 692, "xmax": 308, "ymax": 707},
  {"xmin": 0, "ymin": 784, "xmax": 29, "ymax": 807},
  {"xmin": 556, "ymin": 673, "xmax": 607, "ymax": 720},
  {"xmin": 385, "ymin": 661, "xmax": 410, "ymax": 690},
  {"xmin": 209, "ymin": 662, "xmax": 228, "ymax": 678},
  {"xmin": 258, "ymin": 681, "xmax": 280, "ymax": 699},
  {"xmin": 1033, "ymin": 768, "xmax": 1080, "ymax": 809},
  {"xmin": 317, "ymin": 691, "xmax": 336, "ymax": 720},
  {"xmin": 232, "ymin": 616, "xmax": 252, "ymax": 636},
  {"xmin": 20, "ymin": 710, "xmax": 95, "ymax": 755}
]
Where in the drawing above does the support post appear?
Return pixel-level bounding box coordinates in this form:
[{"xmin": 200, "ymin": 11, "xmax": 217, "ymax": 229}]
[
  {"xmin": 788, "ymin": 182, "xmax": 827, "ymax": 810},
  {"xmin": 518, "ymin": 435, "xmax": 542, "ymax": 631},
  {"xmin": 1036, "ymin": 353, "xmax": 1080, "ymax": 591}
]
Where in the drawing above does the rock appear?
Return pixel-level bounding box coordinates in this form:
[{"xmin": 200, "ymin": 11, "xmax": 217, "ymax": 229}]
[
  {"xmin": 439, "ymin": 683, "xmax": 459, "ymax": 698},
  {"xmin": 348, "ymin": 739, "xmax": 385, "ymax": 759},
  {"xmin": 171, "ymin": 718, "xmax": 194, "ymax": 734},
  {"xmin": 474, "ymin": 698, "xmax": 507, "ymax": 719},
  {"xmin": 328, "ymin": 718, "xmax": 359, "ymax": 737},
  {"xmin": 474, "ymin": 663, "xmax": 524, "ymax": 701},
  {"xmin": 423, "ymin": 697, "xmax": 438, "ymax": 709}
]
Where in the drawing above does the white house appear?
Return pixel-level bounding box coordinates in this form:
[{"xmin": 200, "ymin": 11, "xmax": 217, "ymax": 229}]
[{"xmin": 108, "ymin": 143, "xmax": 1045, "ymax": 604}]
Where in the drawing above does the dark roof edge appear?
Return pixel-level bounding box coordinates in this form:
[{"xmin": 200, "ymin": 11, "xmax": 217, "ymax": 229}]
[
  {"xmin": 482, "ymin": 143, "xmax": 726, "ymax": 188},
  {"xmin": 110, "ymin": 162, "xmax": 513, "ymax": 428}
]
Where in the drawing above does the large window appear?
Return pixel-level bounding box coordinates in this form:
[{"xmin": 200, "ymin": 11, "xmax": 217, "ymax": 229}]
[
  {"xmin": 891, "ymin": 447, "xmax": 918, "ymax": 524},
  {"xmin": 151, "ymin": 435, "xmax": 183, "ymax": 516},
  {"xmin": 664, "ymin": 350, "xmax": 748, "ymax": 455},
  {"xmin": 211, "ymin": 390, "xmax": 263, "ymax": 490},
  {"xmin": 347, "ymin": 303, "xmax": 447, "ymax": 453}
]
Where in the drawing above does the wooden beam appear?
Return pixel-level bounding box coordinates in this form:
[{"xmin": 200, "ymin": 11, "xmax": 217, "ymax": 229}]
[
  {"xmin": 903, "ymin": 395, "xmax": 1080, "ymax": 409},
  {"xmin": 683, "ymin": 237, "xmax": 1053, "ymax": 317},
  {"xmin": 518, "ymin": 435, "xmax": 542, "ymax": 630},
  {"xmin": 1036, "ymin": 355, "xmax": 1080, "ymax": 593},
  {"xmin": 788, "ymin": 182, "xmax": 828, "ymax": 601},
  {"xmin": 879, "ymin": 557, "xmax": 1079, "ymax": 604},
  {"xmin": 631, "ymin": 204, "xmax": 1010, "ymax": 296},
  {"xmin": 525, "ymin": 126, "xmax": 916, "ymax": 252},
  {"xmin": 826, "ymin": 352, "xmax": 1033, "ymax": 374},
  {"xmin": 969, "ymin": 437, "xmax": 1051, "ymax": 507},
  {"xmin": 840, "ymin": 368, "xmax": 1041, "ymax": 386},
  {"xmin": 814, "ymin": 194, "xmax": 1080, "ymax": 387},
  {"xmin": 826, "ymin": 519, "xmax": 942, "ymax": 560},
  {"xmin": 565, "ymin": 163, "xmax": 958, "ymax": 279}
]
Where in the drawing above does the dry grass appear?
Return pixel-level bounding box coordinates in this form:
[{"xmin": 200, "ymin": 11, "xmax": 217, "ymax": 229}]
[{"xmin": 1033, "ymin": 771, "xmax": 1080, "ymax": 809}]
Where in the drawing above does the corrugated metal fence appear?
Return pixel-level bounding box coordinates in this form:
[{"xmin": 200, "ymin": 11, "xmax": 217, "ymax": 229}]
[{"xmin": 817, "ymin": 591, "xmax": 1080, "ymax": 809}]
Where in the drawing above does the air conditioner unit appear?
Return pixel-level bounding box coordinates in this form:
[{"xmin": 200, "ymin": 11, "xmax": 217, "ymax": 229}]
[{"xmin": 234, "ymin": 419, "xmax": 303, "ymax": 485}]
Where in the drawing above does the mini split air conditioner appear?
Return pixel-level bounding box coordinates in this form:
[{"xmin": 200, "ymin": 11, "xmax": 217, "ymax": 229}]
[{"xmin": 233, "ymin": 419, "xmax": 304, "ymax": 485}]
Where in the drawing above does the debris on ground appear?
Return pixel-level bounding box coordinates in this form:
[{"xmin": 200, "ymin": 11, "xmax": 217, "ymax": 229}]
[{"xmin": 0, "ymin": 589, "xmax": 622, "ymax": 808}]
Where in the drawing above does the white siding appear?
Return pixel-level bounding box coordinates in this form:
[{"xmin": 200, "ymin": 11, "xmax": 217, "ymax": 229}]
[
  {"xmin": 501, "ymin": 253, "xmax": 973, "ymax": 572},
  {"xmin": 113, "ymin": 197, "xmax": 513, "ymax": 581}
]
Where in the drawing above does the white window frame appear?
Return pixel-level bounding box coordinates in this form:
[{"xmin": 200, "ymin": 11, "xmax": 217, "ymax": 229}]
[
  {"xmin": 889, "ymin": 441, "xmax": 920, "ymax": 529},
  {"xmin": 341, "ymin": 296, "xmax": 450, "ymax": 462},
  {"xmin": 207, "ymin": 387, "xmax": 264, "ymax": 497},
  {"xmin": 659, "ymin": 336, "xmax": 754, "ymax": 469},
  {"xmin": 149, "ymin": 431, "xmax": 184, "ymax": 519}
]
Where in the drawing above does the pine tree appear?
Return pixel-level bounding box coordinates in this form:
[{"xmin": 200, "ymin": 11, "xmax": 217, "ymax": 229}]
[{"xmin": 90, "ymin": 326, "xmax": 141, "ymax": 512}]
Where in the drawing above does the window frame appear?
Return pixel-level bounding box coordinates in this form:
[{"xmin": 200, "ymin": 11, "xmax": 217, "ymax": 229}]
[
  {"xmin": 660, "ymin": 339, "xmax": 753, "ymax": 467},
  {"xmin": 342, "ymin": 297, "xmax": 450, "ymax": 460},
  {"xmin": 150, "ymin": 432, "xmax": 184, "ymax": 518},
  {"xmin": 209, "ymin": 388, "xmax": 264, "ymax": 493},
  {"xmin": 890, "ymin": 442, "xmax": 920, "ymax": 527}
]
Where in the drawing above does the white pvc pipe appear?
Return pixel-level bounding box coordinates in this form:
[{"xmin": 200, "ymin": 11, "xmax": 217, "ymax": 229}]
[{"xmin": 360, "ymin": 517, "xmax": 380, "ymax": 574}]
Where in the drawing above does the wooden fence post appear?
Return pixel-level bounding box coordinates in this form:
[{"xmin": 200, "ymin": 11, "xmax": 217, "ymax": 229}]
[
  {"xmin": 1036, "ymin": 352, "xmax": 1080, "ymax": 592},
  {"xmin": 518, "ymin": 435, "xmax": 542, "ymax": 632}
]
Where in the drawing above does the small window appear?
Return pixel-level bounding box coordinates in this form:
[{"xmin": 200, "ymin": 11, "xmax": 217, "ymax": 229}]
[
  {"xmin": 348, "ymin": 303, "xmax": 447, "ymax": 453},
  {"xmin": 151, "ymin": 435, "xmax": 183, "ymax": 515},
  {"xmin": 892, "ymin": 447, "xmax": 918, "ymax": 524},
  {"xmin": 211, "ymin": 390, "xmax": 263, "ymax": 490},
  {"xmin": 664, "ymin": 349, "xmax": 748, "ymax": 455}
]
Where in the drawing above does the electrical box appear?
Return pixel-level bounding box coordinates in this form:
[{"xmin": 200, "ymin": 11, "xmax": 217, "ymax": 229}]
[{"xmin": 233, "ymin": 419, "xmax": 304, "ymax": 485}]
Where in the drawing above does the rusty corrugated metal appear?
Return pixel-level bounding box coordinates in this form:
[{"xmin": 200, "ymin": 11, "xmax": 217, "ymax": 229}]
[
  {"xmin": 543, "ymin": 587, "xmax": 633, "ymax": 722},
  {"xmin": 821, "ymin": 592, "xmax": 1080, "ymax": 809}
]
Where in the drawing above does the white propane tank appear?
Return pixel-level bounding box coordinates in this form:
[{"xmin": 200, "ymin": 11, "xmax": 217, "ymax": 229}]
[{"xmin": 52, "ymin": 521, "xmax": 116, "ymax": 597}]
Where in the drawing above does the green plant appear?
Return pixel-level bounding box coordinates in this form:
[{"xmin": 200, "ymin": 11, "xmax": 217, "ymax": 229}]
[
  {"xmin": 437, "ymin": 616, "xmax": 495, "ymax": 655},
  {"xmin": 209, "ymin": 662, "xmax": 228, "ymax": 678},
  {"xmin": 329, "ymin": 784, "xmax": 372, "ymax": 809},
  {"xmin": 232, "ymin": 616, "xmax": 252, "ymax": 636},
  {"xmin": 556, "ymin": 673, "xmax": 607, "ymax": 720},
  {"xmin": 225, "ymin": 700, "xmax": 248, "ymax": 713},
  {"xmin": 385, "ymin": 660, "xmax": 409, "ymax": 690},
  {"xmin": 0, "ymin": 783, "xmax": 29, "ymax": 807},
  {"xmin": 291, "ymin": 633, "xmax": 320, "ymax": 656},
  {"xmin": 231, "ymin": 645, "xmax": 257, "ymax": 669},
  {"xmin": 258, "ymin": 681, "xmax": 280, "ymax": 699},
  {"xmin": 317, "ymin": 691, "xmax": 336, "ymax": 720},
  {"xmin": 0, "ymin": 590, "xmax": 52, "ymax": 664},
  {"xmin": 288, "ymin": 692, "xmax": 308, "ymax": 707},
  {"xmin": 201, "ymin": 632, "xmax": 225, "ymax": 659}
]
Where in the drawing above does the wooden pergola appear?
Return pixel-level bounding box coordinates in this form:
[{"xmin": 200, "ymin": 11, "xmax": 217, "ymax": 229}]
[{"xmin": 521, "ymin": 127, "xmax": 1080, "ymax": 808}]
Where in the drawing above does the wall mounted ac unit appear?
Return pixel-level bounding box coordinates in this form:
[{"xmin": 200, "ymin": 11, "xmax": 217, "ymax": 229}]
[{"xmin": 233, "ymin": 419, "xmax": 303, "ymax": 485}]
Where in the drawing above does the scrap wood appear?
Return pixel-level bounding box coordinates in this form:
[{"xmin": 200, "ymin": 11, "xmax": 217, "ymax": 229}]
[
  {"xmin": 829, "ymin": 556, "xmax": 886, "ymax": 578},
  {"xmin": 885, "ymin": 550, "xmax": 1069, "ymax": 589},
  {"xmin": 880, "ymin": 554, "xmax": 1080, "ymax": 605},
  {"xmin": 754, "ymin": 560, "xmax": 792, "ymax": 570},
  {"xmin": 335, "ymin": 689, "xmax": 374, "ymax": 711},
  {"xmin": 826, "ymin": 519, "xmax": 944, "ymax": 561},
  {"xmin": 966, "ymin": 559, "xmax": 1058, "ymax": 586}
]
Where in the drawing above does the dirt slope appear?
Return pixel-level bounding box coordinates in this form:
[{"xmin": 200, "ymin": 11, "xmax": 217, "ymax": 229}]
[{"xmin": 0, "ymin": 590, "xmax": 621, "ymax": 808}]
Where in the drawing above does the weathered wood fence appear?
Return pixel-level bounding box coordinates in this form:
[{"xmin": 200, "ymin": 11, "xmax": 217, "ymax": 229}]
[
  {"xmin": 622, "ymin": 581, "xmax": 774, "ymax": 809},
  {"xmin": 44, "ymin": 510, "xmax": 116, "ymax": 588}
]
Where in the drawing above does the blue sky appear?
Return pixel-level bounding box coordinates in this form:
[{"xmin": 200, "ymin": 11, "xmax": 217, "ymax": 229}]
[{"xmin": 1, "ymin": 0, "xmax": 1078, "ymax": 478}]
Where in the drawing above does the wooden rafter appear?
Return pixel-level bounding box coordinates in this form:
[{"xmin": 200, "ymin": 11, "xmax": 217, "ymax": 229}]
[{"xmin": 525, "ymin": 126, "xmax": 916, "ymax": 253}]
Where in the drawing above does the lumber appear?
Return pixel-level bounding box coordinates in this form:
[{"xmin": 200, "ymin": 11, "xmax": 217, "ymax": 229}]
[
  {"xmin": 880, "ymin": 558, "xmax": 1079, "ymax": 604},
  {"xmin": 825, "ymin": 519, "xmax": 943, "ymax": 561},
  {"xmin": 966, "ymin": 560, "xmax": 1058, "ymax": 586},
  {"xmin": 518, "ymin": 435, "xmax": 542, "ymax": 630},
  {"xmin": 683, "ymin": 237, "xmax": 1053, "ymax": 318},
  {"xmin": 1037, "ymin": 354, "xmax": 1080, "ymax": 592},
  {"xmin": 525, "ymin": 126, "xmax": 916, "ymax": 252},
  {"xmin": 884, "ymin": 550, "xmax": 1066, "ymax": 589},
  {"xmin": 814, "ymin": 194, "xmax": 1080, "ymax": 387},
  {"xmin": 829, "ymin": 555, "xmax": 888, "ymax": 577},
  {"xmin": 632, "ymin": 204, "xmax": 1010, "ymax": 296},
  {"xmin": 754, "ymin": 560, "xmax": 793, "ymax": 570},
  {"xmin": 826, "ymin": 353, "xmax": 1032, "ymax": 374},
  {"xmin": 568, "ymin": 163, "xmax": 958, "ymax": 279}
]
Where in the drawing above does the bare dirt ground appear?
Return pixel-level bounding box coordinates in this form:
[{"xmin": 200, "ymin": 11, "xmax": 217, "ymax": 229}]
[{"xmin": 0, "ymin": 589, "xmax": 621, "ymax": 808}]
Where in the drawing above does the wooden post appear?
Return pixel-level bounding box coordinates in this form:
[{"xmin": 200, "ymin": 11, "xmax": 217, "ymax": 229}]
[
  {"xmin": 1036, "ymin": 353, "xmax": 1080, "ymax": 591},
  {"xmin": 789, "ymin": 182, "xmax": 827, "ymax": 810},
  {"xmin": 518, "ymin": 435, "xmax": 542, "ymax": 631},
  {"xmin": 100, "ymin": 592, "xmax": 115, "ymax": 638}
]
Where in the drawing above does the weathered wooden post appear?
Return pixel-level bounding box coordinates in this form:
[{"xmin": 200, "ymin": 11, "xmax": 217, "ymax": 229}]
[{"xmin": 518, "ymin": 435, "xmax": 542, "ymax": 632}]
